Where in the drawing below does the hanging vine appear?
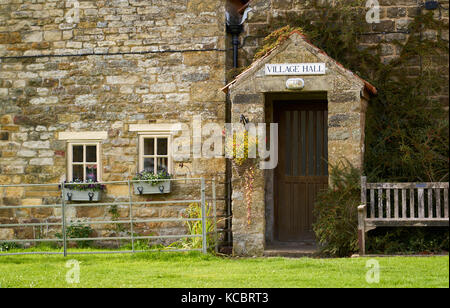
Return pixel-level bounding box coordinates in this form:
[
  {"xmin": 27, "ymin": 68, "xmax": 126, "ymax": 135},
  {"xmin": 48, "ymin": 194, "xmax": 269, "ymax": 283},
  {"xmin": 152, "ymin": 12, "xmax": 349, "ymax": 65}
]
[
  {"xmin": 243, "ymin": 166, "xmax": 255, "ymax": 227},
  {"xmin": 226, "ymin": 130, "xmax": 258, "ymax": 226}
]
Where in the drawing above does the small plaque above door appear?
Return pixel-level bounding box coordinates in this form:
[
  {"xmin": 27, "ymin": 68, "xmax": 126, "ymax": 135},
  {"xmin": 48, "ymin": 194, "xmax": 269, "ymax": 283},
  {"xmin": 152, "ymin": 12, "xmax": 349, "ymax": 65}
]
[{"xmin": 265, "ymin": 63, "xmax": 326, "ymax": 76}]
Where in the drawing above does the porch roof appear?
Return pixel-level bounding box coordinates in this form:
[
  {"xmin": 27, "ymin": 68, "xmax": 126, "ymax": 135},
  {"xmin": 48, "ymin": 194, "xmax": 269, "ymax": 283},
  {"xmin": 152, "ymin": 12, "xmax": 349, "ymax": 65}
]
[{"xmin": 221, "ymin": 30, "xmax": 377, "ymax": 96}]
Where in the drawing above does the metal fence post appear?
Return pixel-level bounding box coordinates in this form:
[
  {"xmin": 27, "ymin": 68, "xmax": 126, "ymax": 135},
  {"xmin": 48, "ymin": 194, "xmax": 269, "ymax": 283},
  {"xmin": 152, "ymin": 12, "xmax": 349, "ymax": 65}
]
[
  {"xmin": 201, "ymin": 178, "xmax": 207, "ymax": 254},
  {"xmin": 127, "ymin": 180, "xmax": 135, "ymax": 253},
  {"xmin": 61, "ymin": 182, "xmax": 67, "ymax": 257},
  {"xmin": 212, "ymin": 178, "xmax": 218, "ymax": 254}
]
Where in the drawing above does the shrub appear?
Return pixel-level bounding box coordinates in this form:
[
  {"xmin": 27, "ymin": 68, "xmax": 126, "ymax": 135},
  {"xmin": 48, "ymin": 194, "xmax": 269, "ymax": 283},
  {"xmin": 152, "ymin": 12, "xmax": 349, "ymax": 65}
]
[
  {"xmin": 313, "ymin": 161, "xmax": 361, "ymax": 257},
  {"xmin": 0, "ymin": 242, "xmax": 20, "ymax": 252},
  {"xmin": 55, "ymin": 221, "xmax": 94, "ymax": 248},
  {"xmin": 171, "ymin": 202, "xmax": 219, "ymax": 251},
  {"xmin": 367, "ymin": 228, "xmax": 449, "ymax": 255}
]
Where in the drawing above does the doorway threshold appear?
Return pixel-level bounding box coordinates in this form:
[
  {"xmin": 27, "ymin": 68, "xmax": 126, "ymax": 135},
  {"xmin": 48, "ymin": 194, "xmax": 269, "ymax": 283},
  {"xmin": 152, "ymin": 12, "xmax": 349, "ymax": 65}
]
[{"xmin": 264, "ymin": 241, "xmax": 319, "ymax": 258}]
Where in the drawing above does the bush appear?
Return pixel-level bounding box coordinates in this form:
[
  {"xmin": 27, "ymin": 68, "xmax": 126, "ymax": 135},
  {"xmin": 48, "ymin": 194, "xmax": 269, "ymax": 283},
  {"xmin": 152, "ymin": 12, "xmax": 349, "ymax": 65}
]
[
  {"xmin": 367, "ymin": 228, "xmax": 449, "ymax": 255},
  {"xmin": 313, "ymin": 161, "xmax": 361, "ymax": 257},
  {"xmin": 0, "ymin": 242, "xmax": 20, "ymax": 252},
  {"xmin": 55, "ymin": 221, "xmax": 94, "ymax": 248}
]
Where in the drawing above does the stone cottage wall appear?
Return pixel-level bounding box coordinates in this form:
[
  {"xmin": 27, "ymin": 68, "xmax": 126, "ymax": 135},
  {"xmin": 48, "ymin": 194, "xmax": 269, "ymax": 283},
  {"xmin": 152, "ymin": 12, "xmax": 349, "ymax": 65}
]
[{"xmin": 0, "ymin": 0, "xmax": 228, "ymax": 244}]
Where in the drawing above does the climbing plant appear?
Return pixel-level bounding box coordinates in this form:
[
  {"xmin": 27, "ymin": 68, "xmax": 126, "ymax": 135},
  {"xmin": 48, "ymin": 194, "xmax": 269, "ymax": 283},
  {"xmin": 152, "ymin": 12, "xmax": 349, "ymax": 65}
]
[
  {"xmin": 260, "ymin": 0, "xmax": 449, "ymax": 182},
  {"xmin": 254, "ymin": 1, "xmax": 449, "ymax": 256}
]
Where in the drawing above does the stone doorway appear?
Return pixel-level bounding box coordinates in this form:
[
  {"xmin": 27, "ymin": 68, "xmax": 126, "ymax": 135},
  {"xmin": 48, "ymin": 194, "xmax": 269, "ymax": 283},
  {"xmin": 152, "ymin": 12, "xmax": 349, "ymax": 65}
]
[{"xmin": 222, "ymin": 31, "xmax": 376, "ymax": 256}]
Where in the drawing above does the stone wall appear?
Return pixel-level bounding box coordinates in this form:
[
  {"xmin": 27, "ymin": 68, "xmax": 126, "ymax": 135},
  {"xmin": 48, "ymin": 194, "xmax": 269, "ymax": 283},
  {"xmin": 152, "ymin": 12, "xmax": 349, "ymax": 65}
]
[
  {"xmin": 0, "ymin": 0, "xmax": 228, "ymax": 244},
  {"xmin": 235, "ymin": 0, "xmax": 449, "ymax": 106}
]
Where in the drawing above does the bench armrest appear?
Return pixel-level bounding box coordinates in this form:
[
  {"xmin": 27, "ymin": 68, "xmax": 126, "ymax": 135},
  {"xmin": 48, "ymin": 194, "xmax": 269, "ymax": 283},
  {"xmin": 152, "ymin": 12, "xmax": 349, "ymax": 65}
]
[{"xmin": 357, "ymin": 205, "xmax": 367, "ymax": 228}]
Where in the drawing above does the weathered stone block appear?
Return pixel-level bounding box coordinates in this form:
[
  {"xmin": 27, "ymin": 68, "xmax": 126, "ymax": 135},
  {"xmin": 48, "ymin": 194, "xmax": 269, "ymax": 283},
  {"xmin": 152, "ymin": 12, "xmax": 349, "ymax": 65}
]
[{"xmin": 0, "ymin": 228, "xmax": 14, "ymax": 240}]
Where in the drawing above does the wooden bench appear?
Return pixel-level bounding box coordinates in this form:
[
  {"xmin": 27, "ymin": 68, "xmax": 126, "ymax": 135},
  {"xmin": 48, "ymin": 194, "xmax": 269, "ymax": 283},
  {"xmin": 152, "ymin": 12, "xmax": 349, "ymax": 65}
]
[{"xmin": 358, "ymin": 177, "xmax": 449, "ymax": 255}]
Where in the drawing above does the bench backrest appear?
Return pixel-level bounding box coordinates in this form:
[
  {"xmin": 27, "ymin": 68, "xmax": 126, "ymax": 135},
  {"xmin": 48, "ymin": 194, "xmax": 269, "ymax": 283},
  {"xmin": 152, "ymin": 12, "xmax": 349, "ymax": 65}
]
[{"xmin": 361, "ymin": 177, "xmax": 449, "ymax": 220}]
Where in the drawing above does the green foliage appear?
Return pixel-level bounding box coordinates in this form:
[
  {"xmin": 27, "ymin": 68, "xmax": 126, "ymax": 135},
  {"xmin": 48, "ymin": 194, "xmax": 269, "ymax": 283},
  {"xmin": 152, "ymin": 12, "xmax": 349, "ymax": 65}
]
[
  {"xmin": 171, "ymin": 202, "xmax": 218, "ymax": 251},
  {"xmin": 63, "ymin": 180, "xmax": 106, "ymax": 192},
  {"xmin": 313, "ymin": 161, "xmax": 361, "ymax": 257},
  {"xmin": 253, "ymin": 25, "xmax": 302, "ymax": 62},
  {"xmin": 260, "ymin": 1, "xmax": 449, "ymax": 256},
  {"xmin": 1, "ymin": 252, "xmax": 448, "ymax": 288},
  {"xmin": 107, "ymin": 204, "xmax": 126, "ymax": 233},
  {"xmin": 55, "ymin": 221, "xmax": 93, "ymax": 248},
  {"xmin": 264, "ymin": 1, "xmax": 449, "ymax": 182},
  {"xmin": 367, "ymin": 228, "xmax": 449, "ymax": 255},
  {"xmin": 0, "ymin": 242, "xmax": 20, "ymax": 252},
  {"xmin": 133, "ymin": 170, "xmax": 172, "ymax": 186}
]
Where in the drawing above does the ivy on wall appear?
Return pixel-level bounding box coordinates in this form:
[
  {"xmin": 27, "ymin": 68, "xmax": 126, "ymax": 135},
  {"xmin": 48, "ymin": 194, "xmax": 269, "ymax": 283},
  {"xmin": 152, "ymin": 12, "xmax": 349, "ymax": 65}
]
[
  {"xmin": 259, "ymin": 0, "xmax": 449, "ymax": 182},
  {"xmin": 253, "ymin": 0, "xmax": 450, "ymax": 255}
]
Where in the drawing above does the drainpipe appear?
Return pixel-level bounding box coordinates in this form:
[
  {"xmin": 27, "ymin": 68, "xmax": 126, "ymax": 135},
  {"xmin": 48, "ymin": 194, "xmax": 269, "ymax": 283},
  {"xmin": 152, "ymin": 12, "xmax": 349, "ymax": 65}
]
[
  {"xmin": 224, "ymin": 5, "xmax": 252, "ymax": 250},
  {"xmin": 227, "ymin": 24, "xmax": 244, "ymax": 68},
  {"xmin": 226, "ymin": 6, "xmax": 252, "ymax": 68}
]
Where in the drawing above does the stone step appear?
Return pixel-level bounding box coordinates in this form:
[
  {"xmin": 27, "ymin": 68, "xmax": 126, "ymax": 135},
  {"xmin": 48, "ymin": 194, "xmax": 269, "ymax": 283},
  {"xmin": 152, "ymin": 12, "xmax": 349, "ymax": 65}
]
[{"xmin": 264, "ymin": 242, "xmax": 319, "ymax": 258}]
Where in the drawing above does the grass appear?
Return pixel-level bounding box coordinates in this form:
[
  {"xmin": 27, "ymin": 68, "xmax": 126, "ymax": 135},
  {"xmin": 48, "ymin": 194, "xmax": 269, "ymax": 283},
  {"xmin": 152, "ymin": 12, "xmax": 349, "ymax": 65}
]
[{"xmin": 0, "ymin": 248, "xmax": 448, "ymax": 288}]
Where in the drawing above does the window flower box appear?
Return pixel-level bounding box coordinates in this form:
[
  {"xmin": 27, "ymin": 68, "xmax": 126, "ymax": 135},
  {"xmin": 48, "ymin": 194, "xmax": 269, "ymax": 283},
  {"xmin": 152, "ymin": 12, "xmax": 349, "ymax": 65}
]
[
  {"xmin": 62, "ymin": 181, "xmax": 106, "ymax": 202},
  {"xmin": 132, "ymin": 171, "xmax": 172, "ymax": 195},
  {"xmin": 133, "ymin": 181, "xmax": 171, "ymax": 195}
]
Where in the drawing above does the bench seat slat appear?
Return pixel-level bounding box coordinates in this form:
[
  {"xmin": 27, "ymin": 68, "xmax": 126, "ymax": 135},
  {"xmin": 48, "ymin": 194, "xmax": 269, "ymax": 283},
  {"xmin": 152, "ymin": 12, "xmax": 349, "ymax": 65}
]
[
  {"xmin": 402, "ymin": 189, "xmax": 407, "ymax": 219},
  {"xmin": 436, "ymin": 189, "xmax": 441, "ymax": 219},
  {"xmin": 378, "ymin": 188, "xmax": 383, "ymax": 219},
  {"xmin": 394, "ymin": 188, "xmax": 399, "ymax": 219},
  {"xmin": 418, "ymin": 188, "xmax": 424, "ymax": 218},
  {"xmin": 444, "ymin": 188, "xmax": 449, "ymax": 219},
  {"xmin": 428, "ymin": 189, "xmax": 433, "ymax": 218}
]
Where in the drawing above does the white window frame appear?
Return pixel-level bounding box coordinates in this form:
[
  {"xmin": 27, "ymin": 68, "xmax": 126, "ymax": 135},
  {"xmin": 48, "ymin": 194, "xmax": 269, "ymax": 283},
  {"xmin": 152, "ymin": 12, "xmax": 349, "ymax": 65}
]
[
  {"xmin": 138, "ymin": 133, "xmax": 173, "ymax": 174},
  {"xmin": 67, "ymin": 141, "xmax": 102, "ymax": 182}
]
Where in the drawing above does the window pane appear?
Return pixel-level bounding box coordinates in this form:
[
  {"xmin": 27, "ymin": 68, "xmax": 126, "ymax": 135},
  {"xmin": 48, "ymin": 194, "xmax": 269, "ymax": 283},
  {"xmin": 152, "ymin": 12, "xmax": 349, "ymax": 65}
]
[
  {"xmin": 157, "ymin": 138, "xmax": 168, "ymax": 155},
  {"xmin": 73, "ymin": 146, "xmax": 83, "ymax": 163},
  {"xmin": 86, "ymin": 145, "xmax": 97, "ymax": 163},
  {"xmin": 143, "ymin": 158, "xmax": 155, "ymax": 173},
  {"xmin": 72, "ymin": 165, "xmax": 83, "ymax": 182},
  {"xmin": 86, "ymin": 165, "xmax": 98, "ymax": 182},
  {"xmin": 157, "ymin": 157, "xmax": 168, "ymax": 174},
  {"xmin": 144, "ymin": 138, "xmax": 155, "ymax": 155}
]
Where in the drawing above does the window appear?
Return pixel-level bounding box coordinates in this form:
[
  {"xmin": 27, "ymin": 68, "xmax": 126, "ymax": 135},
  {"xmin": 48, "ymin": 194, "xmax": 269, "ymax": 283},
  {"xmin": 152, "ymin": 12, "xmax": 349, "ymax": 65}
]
[
  {"xmin": 68, "ymin": 143, "xmax": 101, "ymax": 182},
  {"xmin": 138, "ymin": 135, "xmax": 172, "ymax": 174}
]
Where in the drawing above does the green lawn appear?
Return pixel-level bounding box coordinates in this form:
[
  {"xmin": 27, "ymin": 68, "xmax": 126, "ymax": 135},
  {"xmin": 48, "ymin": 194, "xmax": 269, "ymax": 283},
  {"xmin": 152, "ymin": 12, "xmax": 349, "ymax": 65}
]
[{"xmin": 0, "ymin": 249, "xmax": 448, "ymax": 288}]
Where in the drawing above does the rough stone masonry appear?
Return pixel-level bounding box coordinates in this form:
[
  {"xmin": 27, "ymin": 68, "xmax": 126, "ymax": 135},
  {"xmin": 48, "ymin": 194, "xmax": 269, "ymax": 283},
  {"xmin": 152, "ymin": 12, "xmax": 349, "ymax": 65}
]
[
  {"xmin": 0, "ymin": 0, "xmax": 228, "ymax": 246},
  {"xmin": 0, "ymin": 0, "xmax": 448, "ymax": 255}
]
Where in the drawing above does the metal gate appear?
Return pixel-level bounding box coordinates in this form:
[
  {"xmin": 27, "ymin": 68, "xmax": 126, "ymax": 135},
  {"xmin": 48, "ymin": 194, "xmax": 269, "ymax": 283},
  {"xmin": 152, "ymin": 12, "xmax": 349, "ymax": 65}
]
[{"xmin": 0, "ymin": 178, "xmax": 223, "ymax": 257}]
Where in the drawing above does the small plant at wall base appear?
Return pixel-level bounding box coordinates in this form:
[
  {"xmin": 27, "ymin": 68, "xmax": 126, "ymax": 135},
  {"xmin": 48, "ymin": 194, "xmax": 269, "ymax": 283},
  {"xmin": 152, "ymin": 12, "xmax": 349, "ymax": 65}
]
[
  {"xmin": 367, "ymin": 227, "xmax": 449, "ymax": 255},
  {"xmin": 0, "ymin": 242, "xmax": 20, "ymax": 252},
  {"xmin": 55, "ymin": 221, "xmax": 94, "ymax": 248},
  {"xmin": 172, "ymin": 202, "xmax": 219, "ymax": 251},
  {"xmin": 313, "ymin": 161, "xmax": 361, "ymax": 258}
]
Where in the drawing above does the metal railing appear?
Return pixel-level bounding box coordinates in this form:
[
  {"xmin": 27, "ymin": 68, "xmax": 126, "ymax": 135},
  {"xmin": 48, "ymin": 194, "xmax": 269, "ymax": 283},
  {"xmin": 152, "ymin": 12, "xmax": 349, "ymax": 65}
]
[{"xmin": 0, "ymin": 178, "xmax": 225, "ymax": 257}]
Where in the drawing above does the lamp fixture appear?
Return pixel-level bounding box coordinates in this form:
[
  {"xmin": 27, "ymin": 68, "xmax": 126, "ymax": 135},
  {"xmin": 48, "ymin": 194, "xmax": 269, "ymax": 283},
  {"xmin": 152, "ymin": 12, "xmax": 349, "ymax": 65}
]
[
  {"xmin": 424, "ymin": 1, "xmax": 439, "ymax": 10},
  {"xmin": 240, "ymin": 114, "xmax": 249, "ymax": 126}
]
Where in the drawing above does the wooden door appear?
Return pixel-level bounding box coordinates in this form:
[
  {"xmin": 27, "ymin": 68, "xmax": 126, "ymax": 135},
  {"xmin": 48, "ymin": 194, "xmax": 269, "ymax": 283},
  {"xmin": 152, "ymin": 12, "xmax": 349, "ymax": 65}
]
[{"xmin": 275, "ymin": 101, "xmax": 329, "ymax": 241}]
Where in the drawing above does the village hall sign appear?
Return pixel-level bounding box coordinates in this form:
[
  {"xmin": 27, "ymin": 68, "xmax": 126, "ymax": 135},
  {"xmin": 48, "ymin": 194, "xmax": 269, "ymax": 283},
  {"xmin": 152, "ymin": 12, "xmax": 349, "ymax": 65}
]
[{"xmin": 265, "ymin": 63, "xmax": 326, "ymax": 76}]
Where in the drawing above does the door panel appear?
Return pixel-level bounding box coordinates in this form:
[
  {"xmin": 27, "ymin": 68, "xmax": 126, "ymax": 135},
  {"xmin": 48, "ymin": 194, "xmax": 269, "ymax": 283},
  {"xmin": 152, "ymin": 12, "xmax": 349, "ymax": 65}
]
[{"xmin": 275, "ymin": 101, "xmax": 329, "ymax": 241}]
